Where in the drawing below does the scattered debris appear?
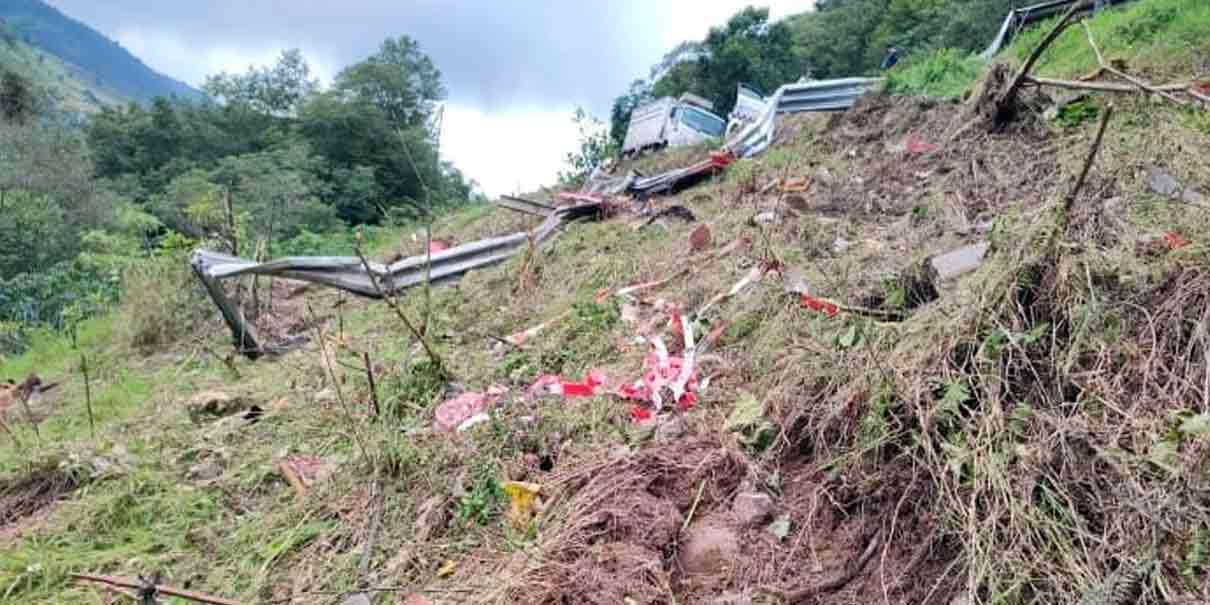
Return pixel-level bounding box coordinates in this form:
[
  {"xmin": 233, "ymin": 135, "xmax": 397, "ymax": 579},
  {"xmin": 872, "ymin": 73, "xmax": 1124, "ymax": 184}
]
[
  {"xmin": 276, "ymin": 455, "xmax": 335, "ymax": 500},
  {"xmin": 689, "ymin": 224, "xmax": 713, "ymax": 253},
  {"xmin": 780, "ymin": 176, "xmax": 809, "ymax": 193},
  {"xmin": 643, "ymin": 205, "xmax": 696, "ymax": 227},
  {"xmin": 904, "ymin": 132, "xmax": 938, "ymax": 154},
  {"xmin": 931, "ymin": 242, "xmax": 990, "ymax": 280},
  {"xmin": 72, "ymin": 573, "xmax": 244, "ymax": 605},
  {"xmin": 750, "ymin": 211, "xmax": 778, "ymax": 226},
  {"xmin": 436, "ymin": 560, "xmax": 457, "ymax": 579},
  {"xmin": 800, "ymin": 294, "xmax": 841, "ymax": 317},
  {"xmin": 434, "ymin": 392, "xmax": 489, "ymax": 432},
  {"xmin": 1164, "ymin": 232, "xmax": 1190, "ymax": 250},
  {"xmin": 529, "ymin": 370, "xmax": 607, "ymax": 398},
  {"xmin": 502, "ymin": 480, "xmax": 542, "ymax": 528},
  {"xmin": 428, "ymin": 239, "xmax": 453, "ymax": 253}
]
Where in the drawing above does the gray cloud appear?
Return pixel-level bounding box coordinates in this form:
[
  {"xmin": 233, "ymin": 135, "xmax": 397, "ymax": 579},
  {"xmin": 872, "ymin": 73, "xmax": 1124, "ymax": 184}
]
[{"xmin": 44, "ymin": 1, "xmax": 810, "ymax": 115}]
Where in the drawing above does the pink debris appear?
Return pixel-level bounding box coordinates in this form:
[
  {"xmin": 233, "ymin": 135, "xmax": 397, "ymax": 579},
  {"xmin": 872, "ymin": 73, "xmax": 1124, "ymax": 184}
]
[
  {"xmin": 528, "ymin": 369, "xmax": 607, "ymax": 398},
  {"xmin": 429, "ymin": 239, "xmax": 453, "ymax": 253},
  {"xmin": 435, "ymin": 392, "xmax": 488, "ymax": 431},
  {"xmin": 630, "ymin": 405, "xmax": 654, "ymax": 423},
  {"xmin": 905, "ymin": 133, "xmax": 937, "ymax": 155},
  {"xmin": 800, "ymin": 294, "xmax": 841, "ymax": 318},
  {"xmin": 618, "ymin": 340, "xmax": 699, "ymax": 414},
  {"xmin": 1164, "ymin": 232, "xmax": 1190, "ymax": 250}
]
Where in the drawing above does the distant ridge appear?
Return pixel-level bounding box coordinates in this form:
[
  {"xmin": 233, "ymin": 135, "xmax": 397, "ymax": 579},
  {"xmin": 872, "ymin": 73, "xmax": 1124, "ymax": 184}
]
[{"xmin": 0, "ymin": 0, "xmax": 202, "ymax": 103}]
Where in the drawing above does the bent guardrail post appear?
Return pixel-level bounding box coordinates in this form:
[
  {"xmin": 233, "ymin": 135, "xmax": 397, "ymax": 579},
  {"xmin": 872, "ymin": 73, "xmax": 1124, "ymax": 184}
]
[{"xmin": 190, "ymin": 254, "xmax": 264, "ymax": 358}]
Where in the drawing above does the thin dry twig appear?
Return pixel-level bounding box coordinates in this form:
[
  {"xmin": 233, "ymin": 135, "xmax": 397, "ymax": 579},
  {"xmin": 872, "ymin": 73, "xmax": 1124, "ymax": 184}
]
[{"xmin": 353, "ymin": 237, "xmax": 448, "ymax": 378}]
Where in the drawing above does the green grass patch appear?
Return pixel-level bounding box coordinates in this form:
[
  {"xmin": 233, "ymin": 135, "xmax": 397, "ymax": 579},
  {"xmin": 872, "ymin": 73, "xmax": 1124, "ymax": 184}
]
[
  {"xmin": 885, "ymin": 48, "xmax": 985, "ymax": 99},
  {"xmin": 1006, "ymin": 0, "xmax": 1210, "ymax": 80}
]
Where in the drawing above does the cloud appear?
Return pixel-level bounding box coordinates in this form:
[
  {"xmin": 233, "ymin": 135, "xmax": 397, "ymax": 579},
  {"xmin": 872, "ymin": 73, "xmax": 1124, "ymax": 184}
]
[{"xmin": 440, "ymin": 103, "xmax": 582, "ymax": 197}]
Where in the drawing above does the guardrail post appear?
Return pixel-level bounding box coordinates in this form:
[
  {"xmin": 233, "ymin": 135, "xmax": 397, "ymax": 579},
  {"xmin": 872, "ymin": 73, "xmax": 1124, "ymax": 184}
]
[{"xmin": 190, "ymin": 256, "xmax": 263, "ymax": 359}]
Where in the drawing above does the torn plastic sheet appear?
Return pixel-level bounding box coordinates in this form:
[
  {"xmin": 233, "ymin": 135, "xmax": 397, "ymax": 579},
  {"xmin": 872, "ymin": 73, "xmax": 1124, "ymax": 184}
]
[
  {"xmin": 619, "ymin": 312, "xmax": 699, "ymax": 417},
  {"xmin": 800, "ymin": 294, "xmax": 841, "ymax": 317},
  {"xmin": 528, "ymin": 369, "xmax": 607, "ymax": 398},
  {"xmin": 435, "ymin": 386, "xmax": 508, "ymax": 432},
  {"xmin": 1164, "ymin": 232, "xmax": 1191, "ymax": 250}
]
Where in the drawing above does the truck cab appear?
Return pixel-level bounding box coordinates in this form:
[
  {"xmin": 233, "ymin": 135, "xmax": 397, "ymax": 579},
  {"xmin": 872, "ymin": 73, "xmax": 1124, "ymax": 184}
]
[{"xmin": 621, "ymin": 93, "xmax": 726, "ymax": 157}]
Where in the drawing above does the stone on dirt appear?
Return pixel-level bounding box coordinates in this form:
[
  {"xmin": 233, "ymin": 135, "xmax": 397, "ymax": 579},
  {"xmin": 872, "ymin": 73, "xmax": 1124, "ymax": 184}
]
[
  {"xmin": 1146, "ymin": 166, "xmax": 1205, "ymax": 205},
  {"xmin": 341, "ymin": 593, "xmax": 371, "ymax": 605},
  {"xmin": 732, "ymin": 490, "xmax": 774, "ymax": 527},
  {"xmin": 679, "ymin": 520, "xmax": 739, "ymax": 575},
  {"xmin": 931, "ymin": 242, "xmax": 990, "ymax": 280},
  {"xmin": 187, "ymin": 391, "xmax": 248, "ymax": 422}
]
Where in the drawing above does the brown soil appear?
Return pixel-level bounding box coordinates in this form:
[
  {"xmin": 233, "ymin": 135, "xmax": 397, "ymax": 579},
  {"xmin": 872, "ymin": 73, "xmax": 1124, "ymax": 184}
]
[{"xmin": 0, "ymin": 465, "xmax": 78, "ymax": 543}]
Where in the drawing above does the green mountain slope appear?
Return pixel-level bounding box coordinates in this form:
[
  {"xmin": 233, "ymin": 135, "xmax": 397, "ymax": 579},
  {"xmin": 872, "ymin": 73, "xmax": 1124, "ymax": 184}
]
[
  {"xmin": 0, "ymin": 27, "xmax": 127, "ymax": 115},
  {"xmin": 0, "ymin": 0, "xmax": 201, "ymax": 104}
]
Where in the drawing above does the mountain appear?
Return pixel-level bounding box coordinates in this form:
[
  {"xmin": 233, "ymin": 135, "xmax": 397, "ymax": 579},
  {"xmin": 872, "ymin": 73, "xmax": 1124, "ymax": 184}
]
[{"xmin": 0, "ymin": 0, "xmax": 201, "ymax": 105}]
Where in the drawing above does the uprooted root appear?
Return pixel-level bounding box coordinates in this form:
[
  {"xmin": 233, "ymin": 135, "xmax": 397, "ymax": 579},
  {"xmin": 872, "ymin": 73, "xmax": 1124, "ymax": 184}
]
[{"xmin": 0, "ymin": 465, "xmax": 79, "ymax": 539}]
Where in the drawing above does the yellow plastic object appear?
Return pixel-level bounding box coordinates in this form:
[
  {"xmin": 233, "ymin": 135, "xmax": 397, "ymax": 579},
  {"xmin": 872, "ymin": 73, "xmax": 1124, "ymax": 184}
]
[{"xmin": 502, "ymin": 480, "xmax": 542, "ymax": 529}]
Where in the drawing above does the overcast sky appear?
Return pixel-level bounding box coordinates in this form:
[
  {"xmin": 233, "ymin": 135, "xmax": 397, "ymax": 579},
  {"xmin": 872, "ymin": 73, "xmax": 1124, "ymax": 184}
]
[{"xmin": 47, "ymin": 1, "xmax": 810, "ymax": 197}]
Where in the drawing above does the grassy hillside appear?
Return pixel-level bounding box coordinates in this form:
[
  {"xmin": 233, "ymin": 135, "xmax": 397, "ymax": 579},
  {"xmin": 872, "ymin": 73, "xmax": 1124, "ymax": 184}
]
[
  {"xmin": 0, "ymin": 1, "xmax": 1207, "ymax": 604},
  {"xmin": 0, "ymin": 26, "xmax": 127, "ymax": 115},
  {"xmin": 0, "ymin": 0, "xmax": 200, "ymax": 104}
]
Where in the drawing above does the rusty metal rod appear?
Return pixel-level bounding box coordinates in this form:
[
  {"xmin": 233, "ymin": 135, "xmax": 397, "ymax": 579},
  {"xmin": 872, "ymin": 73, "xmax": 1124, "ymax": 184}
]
[{"xmin": 71, "ymin": 573, "xmax": 245, "ymax": 605}]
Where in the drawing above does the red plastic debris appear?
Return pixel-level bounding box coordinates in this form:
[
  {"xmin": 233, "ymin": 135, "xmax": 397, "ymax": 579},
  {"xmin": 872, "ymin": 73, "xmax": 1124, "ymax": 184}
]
[
  {"xmin": 1195, "ymin": 81, "xmax": 1210, "ymax": 96},
  {"xmin": 429, "ymin": 239, "xmax": 453, "ymax": 253},
  {"xmin": 1164, "ymin": 232, "xmax": 1190, "ymax": 250},
  {"xmin": 618, "ymin": 348, "xmax": 698, "ymax": 410},
  {"xmin": 529, "ymin": 369, "xmax": 607, "ymax": 398},
  {"xmin": 710, "ymin": 150, "xmax": 735, "ymax": 168},
  {"xmin": 800, "ymin": 294, "xmax": 841, "ymax": 318},
  {"xmin": 630, "ymin": 405, "xmax": 654, "ymax": 422},
  {"xmin": 905, "ymin": 133, "xmax": 937, "ymax": 154}
]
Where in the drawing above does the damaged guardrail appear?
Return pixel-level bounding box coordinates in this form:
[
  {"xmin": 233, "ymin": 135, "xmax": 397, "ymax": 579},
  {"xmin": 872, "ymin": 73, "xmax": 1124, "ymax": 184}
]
[
  {"xmin": 192, "ymin": 202, "xmax": 602, "ymax": 358},
  {"xmin": 724, "ymin": 77, "xmax": 883, "ymax": 159},
  {"xmin": 981, "ymin": 0, "xmax": 1134, "ymax": 58}
]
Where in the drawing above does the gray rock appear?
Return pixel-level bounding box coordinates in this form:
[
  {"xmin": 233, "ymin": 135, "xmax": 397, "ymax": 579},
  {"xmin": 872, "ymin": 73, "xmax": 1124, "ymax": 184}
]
[
  {"xmin": 732, "ymin": 491, "xmax": 775, "ymax": 527},
  {"xmin": 188, "ymin": 460, "xmax": 223, "ymax": 481},
  {"xmin": 1147, "ymin": 166, "xmax": 1206, "ymax": 204},
  {"xmin": 341, "ymin": 594, "xmax": 372, "ymax": 605},
  {"xmin": 752, "ymin": 211, "xmax": 778, "ymax": 225},
  {"xmin": 931, "ymin": 242, "xmax": 990, "ymax": 280},
  {"xmin": 832, "ymin": 238, "xmax": 852, "ymax": 254},
  {"xmin": 655, "ymin": 416, "xmax": 688, "ymax": 441}
]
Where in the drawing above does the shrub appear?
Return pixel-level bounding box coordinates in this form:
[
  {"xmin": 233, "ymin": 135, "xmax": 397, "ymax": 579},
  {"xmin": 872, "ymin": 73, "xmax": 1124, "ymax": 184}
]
[{"xmin": 884, "ymin": 48, "xmax": 984, "ymax": 99}]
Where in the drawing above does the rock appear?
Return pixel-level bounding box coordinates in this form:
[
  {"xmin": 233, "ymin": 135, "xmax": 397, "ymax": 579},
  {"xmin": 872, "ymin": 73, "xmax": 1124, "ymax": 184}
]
[
  {"xmin": 815, "ymin": 166, "xmax": 834, "ymax": 185},
  {"xmin": 732, "ymin": 490, "xmax": 775, "ymax": 527},
  {"xmin": 401, "ymin": 595, "xmax": 433, "ymax": 605},
  {"xmin": 783, "ymin": 268, "xmax": 810, "ymax": 295},
  {"xmin": 1147, "ymin": 166, "xmax": 1206, "ymax": 204},
  {"xmin": 832, "ymin": 237, "xmax": 851, "ymax": 254},
  {"xmin": 679, "ymin": 521, "xmax": 739, "ymax": 575},
  {"xmin": 751, "ymin": 211, "xmax": 778, "ymax": 226},
  {"xmin": 1147, "ymin": 166, "xmax": 1183, "ymax": 197},
  {"xmin": 413, "ymin": 495, "xmax": 449, "ymax": 542},
  {"xmin": 655, "ymin": 416, "xmax": 687, "ymax": 441},
  {"xmin": 341, "ymin": 594, "xmax": 371, "ymax": 605},
  {"xmin": 188, "ymin": 460, "xmax": 223, "ymax": 482},
  {"xmin": 931, "ymin": 242, "xmax": 990, "ymax": 280},
  {"xmin": 187, "ymin": 391, "xmax": 246, "ymax": 422}
]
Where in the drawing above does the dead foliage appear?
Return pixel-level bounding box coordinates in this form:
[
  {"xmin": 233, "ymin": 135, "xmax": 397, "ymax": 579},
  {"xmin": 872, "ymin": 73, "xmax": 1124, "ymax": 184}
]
[{"xmin": 0, "ymin": 465, "xmax": 79, "ymax": 541}]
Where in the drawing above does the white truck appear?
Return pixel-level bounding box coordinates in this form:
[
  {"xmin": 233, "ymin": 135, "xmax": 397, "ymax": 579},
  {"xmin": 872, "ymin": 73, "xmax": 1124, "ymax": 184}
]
[{"xmin": 621, "ymin": 93, "xmax": 727, "ymax": 157}]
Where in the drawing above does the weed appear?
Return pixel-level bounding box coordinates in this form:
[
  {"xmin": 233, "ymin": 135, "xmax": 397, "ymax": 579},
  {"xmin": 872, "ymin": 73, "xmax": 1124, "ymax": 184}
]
[
  {"xmin": 1054, "ymin": 99, "xmax": 1101, "ymax": 129},
  {"xmin": 456, "ymin": 458, "xmax": 504, "ymax": 526},
  {"xmin": 885, "ymin": 48, "xmax": 984, "ymax": 99}
]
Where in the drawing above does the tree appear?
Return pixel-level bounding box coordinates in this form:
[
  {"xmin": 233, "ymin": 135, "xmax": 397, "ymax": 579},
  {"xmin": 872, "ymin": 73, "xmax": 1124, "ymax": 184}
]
[
  {"xmin": 203, "ymin": 49, "xmax": 318, "ymax": 117},
  {"xmin": 0, "ymin": 70, "xmax": 38, "ymax": 124},
  {"xmin": 559, "ymin": 108, "xmax": 616, "ymax": 185},
  {"xmin": 334, "ymin": 36, "xmax": 445, "ymax": 130}
]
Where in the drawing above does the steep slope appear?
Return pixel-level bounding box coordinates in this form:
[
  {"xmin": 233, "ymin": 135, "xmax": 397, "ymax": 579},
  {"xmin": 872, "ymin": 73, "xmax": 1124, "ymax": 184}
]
[
  {"xmin": 0, "ymin": 0, "xmax": 200, "ymax": 104},
  {"xmin": 0, "ymin": 26, "xmax": 127, "ymax": 115}
]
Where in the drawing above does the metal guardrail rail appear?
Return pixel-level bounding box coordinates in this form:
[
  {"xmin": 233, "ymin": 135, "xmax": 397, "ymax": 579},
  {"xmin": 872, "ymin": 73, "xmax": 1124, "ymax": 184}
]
[
  {"xmin": 724, "ymin": 77, "xmax": 883, "ymax": 159},
  {"xmin": 981, "ymin": 0, "xmax": 1135, "ymax": 58},
  {"xmin": 192, "ymin": 202, "xmax": 602, "ymax": 357},
  {"xmin": 496, "ymin": 195, "xmax": 557, "ymax": 217}
]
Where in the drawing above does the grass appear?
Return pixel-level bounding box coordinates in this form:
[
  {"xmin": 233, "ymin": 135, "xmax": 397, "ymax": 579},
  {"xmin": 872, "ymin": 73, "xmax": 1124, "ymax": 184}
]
[
  {"xmin": 1007, "ymin": 0, "xmax": 1210, "ymax": 80},
  {"xmin": 885, "ymin": 48, "xmax": 987, "ymax": 99}
]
